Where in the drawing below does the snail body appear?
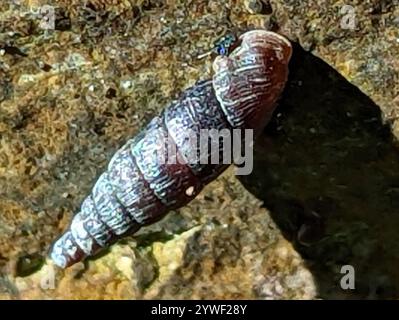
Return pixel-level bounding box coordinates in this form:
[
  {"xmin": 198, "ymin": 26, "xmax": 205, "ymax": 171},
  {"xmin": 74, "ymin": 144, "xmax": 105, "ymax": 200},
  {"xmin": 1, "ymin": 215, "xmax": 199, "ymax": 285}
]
[{"xmin": 50, "ymin": 30, "xmax": 292, "ymax": 268}]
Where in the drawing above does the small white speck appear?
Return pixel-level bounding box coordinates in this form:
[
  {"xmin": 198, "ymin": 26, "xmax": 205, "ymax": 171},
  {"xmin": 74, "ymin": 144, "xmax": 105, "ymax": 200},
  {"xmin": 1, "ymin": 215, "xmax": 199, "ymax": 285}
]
[
  {"xmin": 38, "ymin": 211, "xmax": 46, "ymax": 218},
  {"xmin": 121, "ymin": 80, "xmax": 132, "ymax": 90},
  {"xmin": 205, "ymin": 224, "xmax": 214, "ymax": 231},
  {"xmin": 185, "ymin": 186, "xmax": 195, "ymax": 197},
  {"xmin": 309, "ymin": 127, "xmax": 317, "ymax": 134},
  {"xmin": 0, "ymin": 49, "xmax": 5, "ymax": 56},
  {"xmin": 88, "ymin": 84, "xmax": 95, "ymax": 91}
]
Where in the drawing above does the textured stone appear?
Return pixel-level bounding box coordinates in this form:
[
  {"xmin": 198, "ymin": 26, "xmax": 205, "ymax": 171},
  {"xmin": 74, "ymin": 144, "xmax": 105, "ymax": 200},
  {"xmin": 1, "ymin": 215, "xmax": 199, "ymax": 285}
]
[{"xmin": 0, "ymin": 0, "xmax": 398, "ymax": 299}]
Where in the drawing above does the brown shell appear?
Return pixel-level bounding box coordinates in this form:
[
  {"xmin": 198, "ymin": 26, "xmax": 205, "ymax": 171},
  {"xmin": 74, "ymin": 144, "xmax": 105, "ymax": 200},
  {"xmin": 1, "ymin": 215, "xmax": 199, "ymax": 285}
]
[{"xmin": 50, "ymin": 30, "xmax": 292, "ymax": 268}]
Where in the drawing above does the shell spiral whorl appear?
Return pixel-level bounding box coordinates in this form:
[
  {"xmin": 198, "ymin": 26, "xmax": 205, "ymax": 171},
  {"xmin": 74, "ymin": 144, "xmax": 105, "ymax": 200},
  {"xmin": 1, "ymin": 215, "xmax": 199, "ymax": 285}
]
[
  {"xmin": 213, "ymin": 30, "xmax": 292, "ymax": 134},
  {"xmin": 50, "ymin": 30, "xmax": 292, "ymax": 268}
]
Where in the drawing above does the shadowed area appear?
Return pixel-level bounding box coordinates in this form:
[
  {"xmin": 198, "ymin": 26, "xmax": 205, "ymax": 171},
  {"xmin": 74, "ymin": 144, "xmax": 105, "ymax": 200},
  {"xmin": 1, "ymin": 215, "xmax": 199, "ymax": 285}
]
[{"xmin": 239, "ymin": 43, "xmax": 399, "ymax": 299}]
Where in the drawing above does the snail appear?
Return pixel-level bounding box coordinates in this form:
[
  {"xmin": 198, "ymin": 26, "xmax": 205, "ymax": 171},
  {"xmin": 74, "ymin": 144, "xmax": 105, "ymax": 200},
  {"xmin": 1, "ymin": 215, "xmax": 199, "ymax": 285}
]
[{"xmin": 50, "ymin": 30, "xmax": 292, "ymax": 268}]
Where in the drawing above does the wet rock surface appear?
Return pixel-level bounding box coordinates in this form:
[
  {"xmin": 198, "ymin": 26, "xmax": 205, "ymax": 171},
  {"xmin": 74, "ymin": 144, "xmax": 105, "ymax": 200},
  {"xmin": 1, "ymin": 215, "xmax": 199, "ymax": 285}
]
[{"xmin": 0, "ymin": 0, "xmax": 398, "ymax": 299}]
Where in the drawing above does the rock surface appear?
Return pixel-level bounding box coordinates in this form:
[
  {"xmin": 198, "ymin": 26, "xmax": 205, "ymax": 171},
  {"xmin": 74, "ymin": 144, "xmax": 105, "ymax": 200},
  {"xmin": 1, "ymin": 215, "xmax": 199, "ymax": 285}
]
[{"xmin": 0, "ymin": 0, "xmax": 398, "ymax": 299}]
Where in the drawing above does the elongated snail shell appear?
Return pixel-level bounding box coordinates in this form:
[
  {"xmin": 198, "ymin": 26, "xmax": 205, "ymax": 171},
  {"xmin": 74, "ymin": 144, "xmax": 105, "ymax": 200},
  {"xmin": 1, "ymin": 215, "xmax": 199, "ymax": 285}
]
[{"xmin": 50, "ymin": 30, "xmax": 292, "ymax": 268}]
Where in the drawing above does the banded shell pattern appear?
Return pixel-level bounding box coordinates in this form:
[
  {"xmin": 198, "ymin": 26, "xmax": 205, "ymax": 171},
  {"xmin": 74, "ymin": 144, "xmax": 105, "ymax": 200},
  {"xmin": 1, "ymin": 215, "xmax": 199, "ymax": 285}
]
[{"xmin": 50, "ymin": 30, "xmax": 292, "ymax": 268}]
